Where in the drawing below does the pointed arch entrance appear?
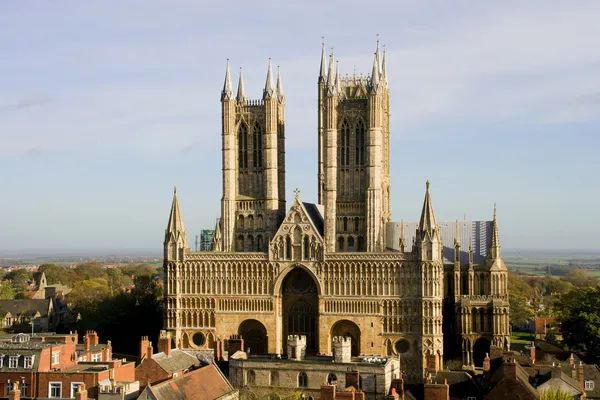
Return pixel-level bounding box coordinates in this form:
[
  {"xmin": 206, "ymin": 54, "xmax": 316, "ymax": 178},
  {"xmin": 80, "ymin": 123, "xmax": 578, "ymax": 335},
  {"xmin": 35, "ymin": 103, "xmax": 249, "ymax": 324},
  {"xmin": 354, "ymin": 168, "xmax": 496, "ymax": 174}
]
[{"xmin": 282, "ymin": 266, "xmax": 319, "ymax": 354}]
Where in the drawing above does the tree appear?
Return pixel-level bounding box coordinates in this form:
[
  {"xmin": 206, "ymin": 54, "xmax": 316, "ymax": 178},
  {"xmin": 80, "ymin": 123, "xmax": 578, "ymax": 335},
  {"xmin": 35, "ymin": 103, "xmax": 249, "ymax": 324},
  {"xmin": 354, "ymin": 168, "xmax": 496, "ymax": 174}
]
[
  {"xmin": 508, "ymin": 273, "xmax": 535, "ymax": 325},
  {"xmin": 555, "ymin": 284, "xmax": 600, "ymax": 363},
  {"xmin": 0, "ymin": 284, "xmax": 15, "ymax": 300},
  {"xmin": 5, "ymin": 269, "xmax": 34, "ymax": 290},
  {"xmin": 38, "ymin": 263, "xmax": 69, "ymax": 285},
  {"xmin": 539, "ymin": 388, "xmax": 574, "ymax": 400},
  {"xmin": 563, "ymin": 269, "xmax": 599, "ymax": 288}
]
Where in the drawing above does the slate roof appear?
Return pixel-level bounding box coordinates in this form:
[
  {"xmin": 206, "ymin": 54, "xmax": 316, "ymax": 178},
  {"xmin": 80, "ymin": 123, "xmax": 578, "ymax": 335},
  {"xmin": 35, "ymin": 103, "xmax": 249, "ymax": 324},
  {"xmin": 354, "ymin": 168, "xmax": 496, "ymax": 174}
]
[
  {"xmin": 0, "ymin": 299, "xmax": 51, "ymax": 317},
  {"xmin": 583, "ymin": 365, "xmax": 600, "ymax": 399},
  {"xmin": 435, "ymin": 371, "xmax": 484, "ymax": 399},
  {"xmin": 487, "ymin": 362, "xmax": 540, "ymax": 400},
  {"xmin": 137, "ymin": 363, "xmax": 235, "ymax": 400},
  {"xmin": 302, "ymin": 202, "xmax": 324, "ymax": 236},
  {"xmin": 151, "ymin": 348, "xmax": 199, "ymax": 374}
]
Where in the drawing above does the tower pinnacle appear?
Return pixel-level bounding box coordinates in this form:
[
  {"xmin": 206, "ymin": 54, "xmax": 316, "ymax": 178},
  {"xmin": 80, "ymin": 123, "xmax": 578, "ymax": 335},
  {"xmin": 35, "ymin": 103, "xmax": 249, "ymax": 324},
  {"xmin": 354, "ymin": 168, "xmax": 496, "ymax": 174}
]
[
  {"xmin": 326, "ymin": 53, "xmax": 336, "ymax": 95},
  {"xmin": 370, "ymin": 51, "xmax": 380, "ymax": 92},
  {"xmin": 276, "ymin": 65, "xmax": 285, "ymax": 102},
  {"xmin": 319, "ymin": 39, "xmax": 327, "ymax": 83},
  {"xmin": 454, "ymin": 219, "xmax": 460, "ymax": 247},
  {"xmin": 264, "ymin": 59, "xmax": 276, "ymax": 100},
  {"xmin": 165, "ymin": 186, "xmax": 187, "ymax": 249},
  {"xmin": 236, "ymin": 68, "xmax": 246, "ymax": 103},
  {"xmin": 418, "ymin": 180, "xmax": 437, "ymax": 234},
  {"xmin": 381, "ymin": 46, "xmax": 387, "ymax": 86},
  {"xmin": 221, "ymin": 59, "xmax": 233, "ymax": 101},
  {"xmin": 490, "ymin": 203, "xmax": 501, "ymax": 259}
]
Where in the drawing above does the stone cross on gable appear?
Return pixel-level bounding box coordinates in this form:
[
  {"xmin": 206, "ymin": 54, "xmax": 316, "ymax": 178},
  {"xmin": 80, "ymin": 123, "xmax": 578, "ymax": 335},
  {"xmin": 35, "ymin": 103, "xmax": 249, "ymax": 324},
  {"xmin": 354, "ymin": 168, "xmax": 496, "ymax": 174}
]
[{"xmin": 294, "ymin": 188, "xmax": 300, "ymax": 199}]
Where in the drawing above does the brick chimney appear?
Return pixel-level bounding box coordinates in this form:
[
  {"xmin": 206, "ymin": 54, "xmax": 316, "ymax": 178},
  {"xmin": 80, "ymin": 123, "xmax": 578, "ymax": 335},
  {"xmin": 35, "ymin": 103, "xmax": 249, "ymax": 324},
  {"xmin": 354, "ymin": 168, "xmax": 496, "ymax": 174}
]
[
  {"xmin": 389, "ymin": 373, "xmax": 405, "ymax": 400},
  {"xmin": 88, "ymin": 331, "xmax": 99, "ymax": 346},
  {"xmin": 8, "ymin": 381, "xmax": 20, "ymax": 400},
  {"xmin": 423, "ymin": 379, "xmax": 449, "ymax": 400},
  {"xmin": 227, "ymin": 335, "xmax": 244, "ymax": 355},
  {"xmin": 158, "ymin": 330, "xmax": 172, "ymax": 357},
  {"xmin": 84, "ymin": 333, "xmax": 90, "ymax": 351},
  {"xmin": 503, "ymin": 361, "xmax": 517, "ymax": 380},
  {"xmin": 529, "ymin": 342, "xmax": 536, "ymax": 365},
  {"xmin": 321, "ymin": 384, "xmax": 336, "ymax": 400},
  {"xmin": 140, "ymin": 336, "xmax": 151, "ymax": 360},
  {"xmin": 483, "ymin": 353, "xmax": 491, "ymax": 372},
  {"xmin": 75, "ymin": 384, "xmax": 88, "ymax": 400},
  {"xmin": 490, "ymin": 345, "xmax": 503, "ymax": 360},
  {"xmin": 578, "ymin": 361, "xmax": 585, "ymax": 394}
]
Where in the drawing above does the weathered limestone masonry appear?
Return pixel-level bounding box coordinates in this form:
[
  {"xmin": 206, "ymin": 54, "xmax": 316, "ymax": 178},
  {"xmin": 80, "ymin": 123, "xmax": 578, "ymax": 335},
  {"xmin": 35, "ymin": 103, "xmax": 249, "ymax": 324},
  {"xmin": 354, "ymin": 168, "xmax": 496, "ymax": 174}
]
[{"xmin": 162, "ymin": 41, "xmax": 510, "ymax": 384}]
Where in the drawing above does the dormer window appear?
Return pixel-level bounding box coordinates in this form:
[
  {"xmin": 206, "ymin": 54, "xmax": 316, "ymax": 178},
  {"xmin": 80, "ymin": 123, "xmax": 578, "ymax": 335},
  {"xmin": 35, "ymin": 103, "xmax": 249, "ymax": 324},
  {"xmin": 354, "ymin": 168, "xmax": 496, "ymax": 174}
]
[
  {"xmin": 24, "ymin": 355, "xmax": 34, "ymax": 369},
  {"xmin": 585, "ymin": 380, "xmax": 595, "ymax": 391},
  {"xmin": 9, "ymin": 356, "xmax": 18, "ymax": 368}
]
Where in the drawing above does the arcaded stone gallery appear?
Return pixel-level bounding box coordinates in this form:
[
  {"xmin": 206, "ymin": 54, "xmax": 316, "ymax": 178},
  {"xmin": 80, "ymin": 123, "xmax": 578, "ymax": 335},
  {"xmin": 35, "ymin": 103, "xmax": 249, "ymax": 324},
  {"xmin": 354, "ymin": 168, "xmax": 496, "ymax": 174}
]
[{"xmin": 162, "ymin": 41, "xmax": 510, "ymax": 387}]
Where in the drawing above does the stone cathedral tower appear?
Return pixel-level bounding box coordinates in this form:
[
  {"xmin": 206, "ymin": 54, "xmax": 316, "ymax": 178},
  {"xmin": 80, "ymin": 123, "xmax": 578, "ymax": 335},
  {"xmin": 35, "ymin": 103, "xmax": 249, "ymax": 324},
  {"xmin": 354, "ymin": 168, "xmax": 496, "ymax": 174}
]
[
  {"xmin": 220, "ymin": 60, "xmax": 286, "ymax": 253},
  {"xmin": 318, "ymin": 42, "xmax": 391, "ymax": 253}
]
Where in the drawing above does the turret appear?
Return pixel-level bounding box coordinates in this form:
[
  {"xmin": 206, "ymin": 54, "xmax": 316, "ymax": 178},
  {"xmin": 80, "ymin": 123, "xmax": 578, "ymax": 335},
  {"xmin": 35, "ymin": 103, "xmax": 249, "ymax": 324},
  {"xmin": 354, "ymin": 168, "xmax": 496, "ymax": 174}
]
[
  {"xmin": 381, "ymin": 47, "xmax": 388, "ymax": 87},
  {"xmin": 213, "ymin": 218, "xmax": 222, "ymax": 252},
  {"xmin": 317, "ymin": 41, "xmax": 327, "ymax": 204},
  {"xmin": 415, "ymin": 181, "xmax": 442, "ymax": 262},
  {"xmin": 323, "ymin": 52, "xmax": 339, "ymax": 252},
  {"xmin": 276, "ymin": 65, "xmax": 285, "ymax": 103},
  {"xmin": 399, "ymin": 220, "xmax": 406, "ymax": 253},
  {"xmin": 222, "ymin": 61, "xmax": 238, "ymax": 252},
  {"xmin": 490, "ymin": 204, "xmax": 501, "ymax": 260},
  {"xmin": 264, "ymin": 59, "xmax": 279, "ymax": 211},
  {"xmin": 366, "ymin": 44, "xmax": 384, "ymax": 251},
  {"xmin": 164, "ymin": 186, "xmax": 187, "ymax": 261},
  {"xmin": 236, "ymin": 68, "xmax": 246, "ymax": 103}
]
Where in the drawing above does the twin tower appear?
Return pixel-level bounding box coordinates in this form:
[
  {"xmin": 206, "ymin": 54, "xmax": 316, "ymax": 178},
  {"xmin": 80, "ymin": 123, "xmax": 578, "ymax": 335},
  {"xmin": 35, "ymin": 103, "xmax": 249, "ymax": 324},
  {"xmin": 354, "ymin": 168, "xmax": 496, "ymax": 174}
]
[{"xmin": 219, "ymin": 42, "xmax": 390, "ymax": 255}]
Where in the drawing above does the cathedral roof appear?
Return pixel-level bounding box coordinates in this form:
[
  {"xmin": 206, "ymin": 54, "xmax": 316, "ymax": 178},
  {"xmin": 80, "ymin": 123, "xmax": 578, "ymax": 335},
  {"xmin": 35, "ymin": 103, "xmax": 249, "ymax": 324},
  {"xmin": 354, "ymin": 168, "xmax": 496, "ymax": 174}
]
[{"xmin": 302, "ymin": 202, "xmax": 324, "ymax": 236}]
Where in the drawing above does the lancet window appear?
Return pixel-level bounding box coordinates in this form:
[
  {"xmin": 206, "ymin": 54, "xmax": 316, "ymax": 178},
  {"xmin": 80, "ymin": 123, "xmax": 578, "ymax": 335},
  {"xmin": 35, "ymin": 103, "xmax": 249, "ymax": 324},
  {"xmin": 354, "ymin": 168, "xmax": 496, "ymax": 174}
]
[
  {"xmin": 340, "ymin": 120, "xmax": 350, "ymax": 166},
  {"xmin": 238, "ymin": 123, "xmax": 249, "ymax": 169},
  {"xmin": 253, "ymin": 122, "xmax": 263, "ymax": 168},
  {"xmin": 355, "ymin": 120, "xmax": 365, "ymax": 166}
]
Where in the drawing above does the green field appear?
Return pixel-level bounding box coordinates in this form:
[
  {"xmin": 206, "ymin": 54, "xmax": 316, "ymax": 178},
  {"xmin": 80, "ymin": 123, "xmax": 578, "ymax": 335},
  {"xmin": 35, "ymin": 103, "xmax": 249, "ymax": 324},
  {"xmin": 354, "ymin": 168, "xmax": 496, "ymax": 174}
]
[{"xmin": 511, "ymin": 331, "xmax": 535, "ymax": 344}]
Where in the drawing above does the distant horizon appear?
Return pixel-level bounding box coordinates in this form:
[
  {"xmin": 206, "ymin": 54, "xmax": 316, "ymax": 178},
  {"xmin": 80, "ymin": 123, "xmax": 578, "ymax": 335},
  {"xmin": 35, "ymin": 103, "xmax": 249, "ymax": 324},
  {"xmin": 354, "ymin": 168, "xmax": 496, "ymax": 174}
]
[{"xmin": 1, "ymin": 247, "xmax": 599, "ymax": 258}]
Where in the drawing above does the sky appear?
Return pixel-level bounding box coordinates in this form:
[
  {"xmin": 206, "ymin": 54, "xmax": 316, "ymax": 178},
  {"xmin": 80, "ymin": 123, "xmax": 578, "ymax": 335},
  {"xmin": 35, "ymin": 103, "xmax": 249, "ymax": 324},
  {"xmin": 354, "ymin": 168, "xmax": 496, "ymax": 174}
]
[{"xmin": 1, "ymin": 0, "xmax": 599, "ymax": 251}]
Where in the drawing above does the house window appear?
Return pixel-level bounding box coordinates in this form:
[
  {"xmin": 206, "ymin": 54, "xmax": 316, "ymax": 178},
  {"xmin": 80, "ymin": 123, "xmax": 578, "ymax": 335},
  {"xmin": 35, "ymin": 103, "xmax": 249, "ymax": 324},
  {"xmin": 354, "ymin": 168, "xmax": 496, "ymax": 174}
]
[
  {"xmin": 173, "ymin": 373, "xmax": 178, "ymax": 378},
  {"xmin": 9, "ymin": 356, "xmax": 18, "ymax": 368},
  {"xmin": 71, "ymin": 382, "xmax": 84, "ymax": 398},
  {"xmin": 298, "ymin": 372, "xmax": 308, "ymax": 388},
  {"xmin": 49, "ymin": 382, "xmax": 62, "ymax": 398},
  {"xmin": 0, "ymin": 355, "xmax": 4, "ymax": 368},
  {"xmin": 585, "ymin": 381, "xmax": 595, "ymax": 390},
  {"xmin": 6, "ymin": 382, "xmax": 12, "ymax": 396},
  {"xmin": 24, "ymin": 355, "xmax": 34, "ymax": 369},
  {"xmin": 91, "ymin": 353, "xmax": 101, "ymax": 362},
  {"xmin": 21, "ymin": 383, "xmax": 27, "ymax": 397},
  {"xmin": 51, "ymin": 351, "xmax": 60, "ymax": 365}
]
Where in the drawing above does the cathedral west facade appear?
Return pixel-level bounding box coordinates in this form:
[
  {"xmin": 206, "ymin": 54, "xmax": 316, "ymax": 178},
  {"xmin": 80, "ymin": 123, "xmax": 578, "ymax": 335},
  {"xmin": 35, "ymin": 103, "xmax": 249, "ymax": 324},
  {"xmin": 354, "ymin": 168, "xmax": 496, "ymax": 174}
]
[{"xmin": 162, "ymin": 42, "xmax": 510, "ymax": 382}]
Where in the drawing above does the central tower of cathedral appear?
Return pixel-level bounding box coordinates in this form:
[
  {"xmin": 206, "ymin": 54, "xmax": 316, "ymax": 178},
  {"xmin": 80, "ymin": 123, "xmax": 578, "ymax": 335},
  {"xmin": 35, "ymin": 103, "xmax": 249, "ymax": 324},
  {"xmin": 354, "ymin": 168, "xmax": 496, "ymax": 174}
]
[{"xmin": 318, "ymin": 42, "xmax": 391, "ymax": 253}]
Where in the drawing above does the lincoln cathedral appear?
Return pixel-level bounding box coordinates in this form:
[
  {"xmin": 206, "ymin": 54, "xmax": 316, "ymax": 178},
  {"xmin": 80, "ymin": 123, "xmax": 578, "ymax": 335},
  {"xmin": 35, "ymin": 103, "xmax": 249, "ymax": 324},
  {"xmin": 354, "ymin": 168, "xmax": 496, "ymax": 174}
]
[{"xmin": 162, "ymin": 41, "xmax": 510, "ymax": 386}]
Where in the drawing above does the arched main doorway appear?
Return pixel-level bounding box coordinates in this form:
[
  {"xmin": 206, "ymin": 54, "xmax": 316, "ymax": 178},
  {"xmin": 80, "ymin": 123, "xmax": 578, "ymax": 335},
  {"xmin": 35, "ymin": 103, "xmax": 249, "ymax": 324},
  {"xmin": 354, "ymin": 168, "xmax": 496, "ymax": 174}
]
[
  {"xmin": 473, "ymin": 337, "xmax": 491, "ymax": 367},
  {"xmin": 331, "ymin": 320, "xmax": 361, "ymax": 356},
  {"xmin": 238, "ymin": 319, "xmax": 268, "ymax": 355},
  {"xmin": 282, "ymin": 267, "xmax": 319, "ymax": 354}
]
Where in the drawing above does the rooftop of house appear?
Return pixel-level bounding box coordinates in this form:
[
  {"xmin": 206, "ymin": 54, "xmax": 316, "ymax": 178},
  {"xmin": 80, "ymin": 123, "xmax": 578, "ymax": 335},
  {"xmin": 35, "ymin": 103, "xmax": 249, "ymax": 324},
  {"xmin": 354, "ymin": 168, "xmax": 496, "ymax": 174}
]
[
  {"xmin": 151, "ymin": 348, "xmax": 199, "ymax": 374},
  {"xmin": 137, "ymin": 363, "xmax": 235, "ymax": 400},
  {"xmin": 0, "ymin": 299, "xmax": 51, "ymax": 317}
]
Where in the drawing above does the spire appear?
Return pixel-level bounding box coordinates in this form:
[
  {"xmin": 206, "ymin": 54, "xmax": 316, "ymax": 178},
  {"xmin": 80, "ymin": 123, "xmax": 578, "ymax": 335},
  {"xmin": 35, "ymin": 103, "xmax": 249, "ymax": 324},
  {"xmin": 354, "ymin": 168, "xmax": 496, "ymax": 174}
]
[
  {"xmin": 326, "ymin": 53, "xmax": 336, "ymax": 94},
  {"xmin": 375, "ymin": 36, "xmax": 381, "ymax": 74},
  {"xmin": 490, "ymin": 203, "xmax": 501, "ymax": 259},
  {"xmin": 213, "ymin": 218, "xmax": 222, "ymax": 252},
  {"xmin": 166, "ymin": 186, "xmax": 186, "ymax": 242},
  {"xmin": 276, "ymin": 65, "xmax": 285, "ymax": 102},
  {"xmin": 319, "ymin": 39, "xmax": 327, "ymax": 83},
  {"xmin": 335, "ymin": 61, "xmax": 341, "ymax": 94},
  {"xmin": 418, "ymin": 180, "xmax": 437, "ymax": 234},
  {"xmin": 399, "ymin": 219, "xmax": 406, "ymax": 253},
  {"xmin": 469, "ymin": 235, "xmax": 474, "ymax": 266},
  {"xmin": 221, "ymin": 59, "xmax": 233, "ymax": 101},
  {"xmin": 263, "ymin": 59, "xmax": 276, "ymax": 100},
  {"xmin": 454, "ymin": 220, "xmax": 460, "ymax": 247},
  {"xmin": 381, "ymin": 46, "xmax": 388, "ymax": 86},
  {"xmin": 236, "ymin": 68, "xmax": 246, "ymax": 103},
  {"xmin": 370, "ymin": 51, "xmax": 380, "ymax": 92}
]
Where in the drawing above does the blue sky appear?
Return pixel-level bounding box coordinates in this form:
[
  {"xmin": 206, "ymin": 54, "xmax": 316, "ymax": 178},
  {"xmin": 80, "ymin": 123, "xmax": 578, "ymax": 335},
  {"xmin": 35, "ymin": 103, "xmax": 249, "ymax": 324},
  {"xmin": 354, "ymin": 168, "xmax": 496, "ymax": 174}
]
[{"xmin": 1, "ymin": 0, "xmax": 599, "ymax": 251}]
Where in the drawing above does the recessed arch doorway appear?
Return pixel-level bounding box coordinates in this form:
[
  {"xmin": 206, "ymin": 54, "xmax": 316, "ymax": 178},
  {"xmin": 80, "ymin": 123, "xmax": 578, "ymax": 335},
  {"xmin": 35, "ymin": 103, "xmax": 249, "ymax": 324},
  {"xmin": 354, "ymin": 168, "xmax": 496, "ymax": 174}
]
[
  {"xmin": 331, "ymin": 319, "xmax": 361, "ymax": 356},
  {"xmin": 282, "ymin": 266, "xmax": 319, "ymax": 354}
]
